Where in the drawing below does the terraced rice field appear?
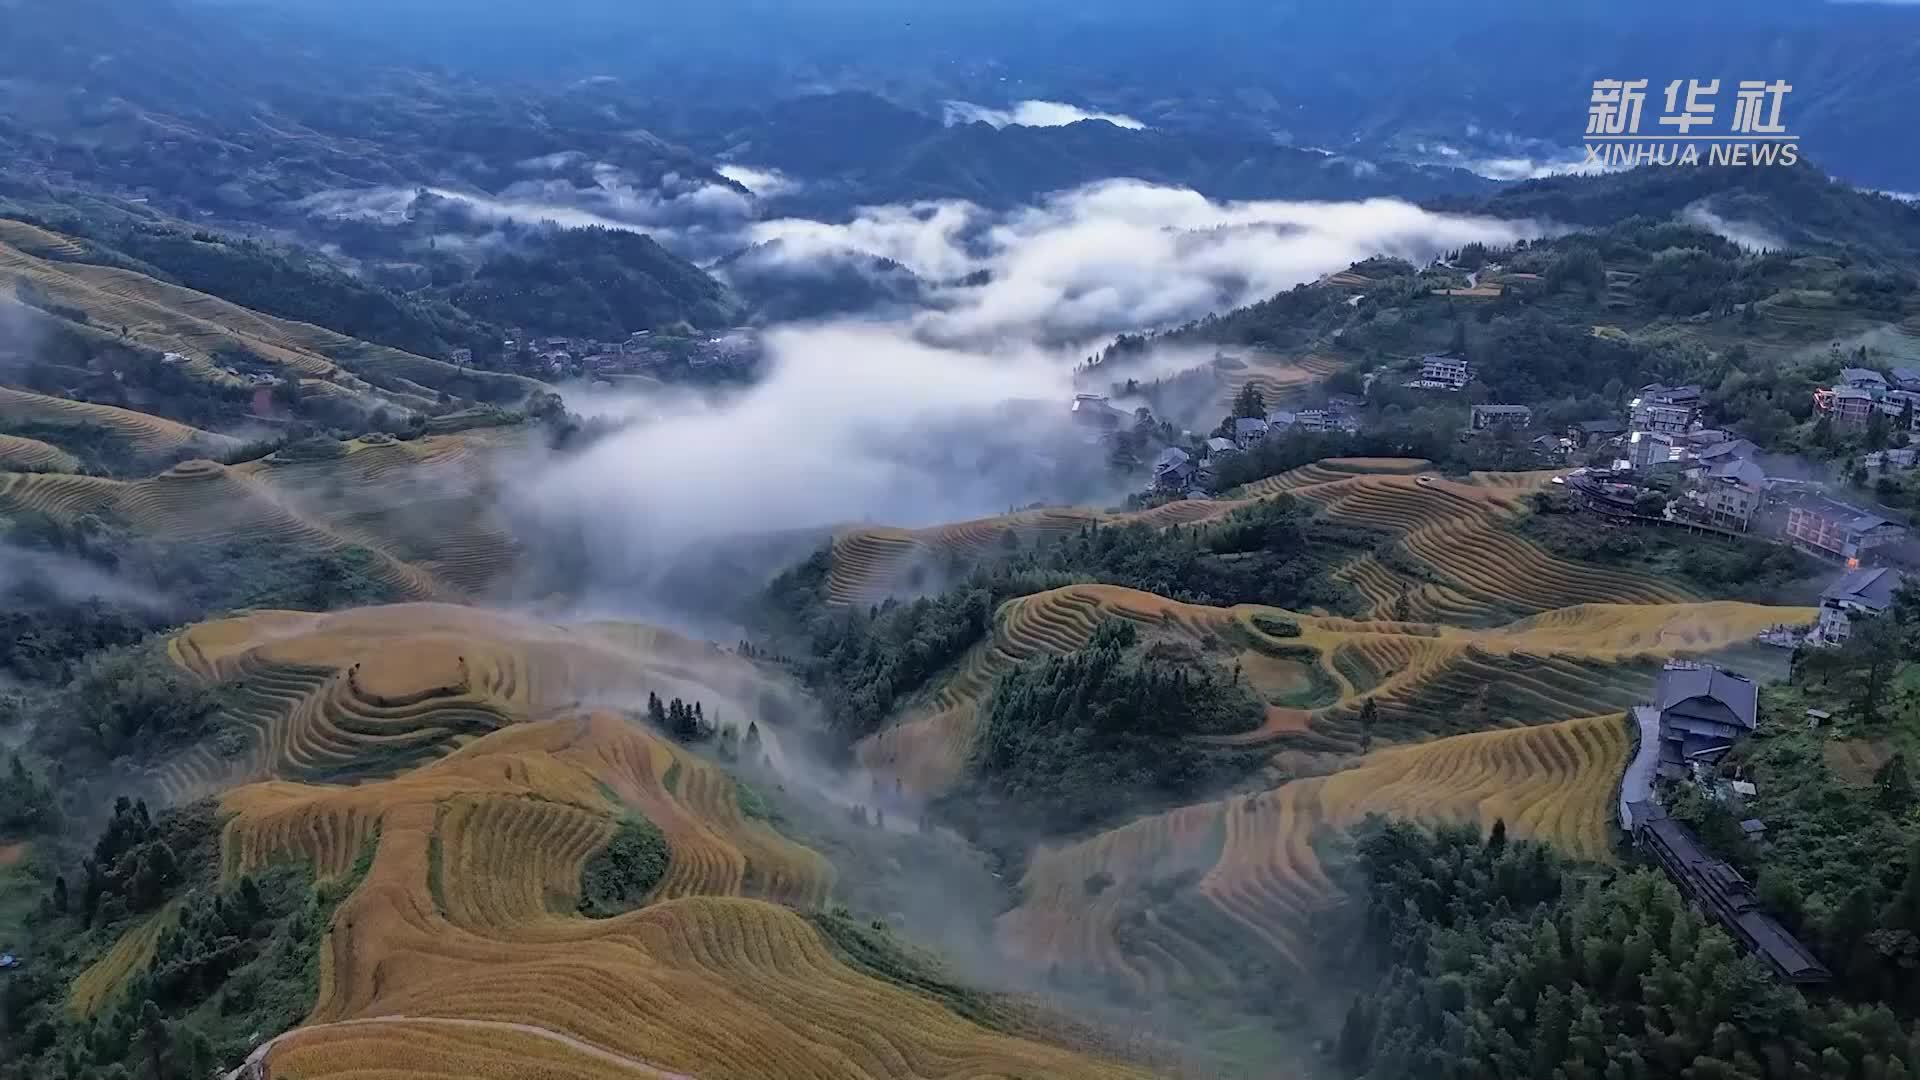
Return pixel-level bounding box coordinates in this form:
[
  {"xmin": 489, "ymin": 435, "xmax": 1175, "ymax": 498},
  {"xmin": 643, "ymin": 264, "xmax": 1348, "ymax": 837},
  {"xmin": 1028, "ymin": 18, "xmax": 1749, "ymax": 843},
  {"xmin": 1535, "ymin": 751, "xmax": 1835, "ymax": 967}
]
[
  {"xmin": 826, "ymin": 508, "xmax": 1103, "ymax": 606},
  {"xmin": 210, "ymin": 714, "xmax": 1145, "ymax": 1080},
  {"xmin": 1214, "ymin": 351, "xmax": 1343, "ymax": 412},
  {"xmin": 1282, "ymin": 469, "xmax": 1695, "ymax": 615},
  {"xmin": 0, "ymin": 431, "xmax": 523, "ymax": 601},
  {"xmin": 0, "ymin": 432, "xmax": 80, "ymax": 472},
  {"xmin": 825, "ymin": 457, "xmax": 1438, "ymax": 608},
  {"xmin": 235, "ymin": 432, "xmax": 525, "ymax": 592},
  {"xmin": 0, "ymin": 458, "xmax": 440, "ymax": 600},
  {"xmin": 160, "ymin": 604, "xmax": 810, "ymax": 802},
  {"xmin": 855, "ymin": 584, "xmax": 1293, "ymax": 792},
  {"xmin": 858, "ymin": 574, "xmax": 1812, "ymax": 793},
  {"xmin": 1321, "ymin": 272, "xmax": 1374, "ymax": 288},
  {"xmin": 69, "ymin": 899, "xmax": 184, "ymax": 1016},
  {"xmin": 1000, "ymin": 713, "xmax": 1633, "ymax": 990},
  {"xmin": 0, "ymin": 385, "xmax": 240, "ymax": 459},
  {"xmin": 0, "ymin": 219, "xmax": 89, "ymax": 258},
  {"xmin": 0, "ymin": 227, "xmax": 548, "ymax": 414}
]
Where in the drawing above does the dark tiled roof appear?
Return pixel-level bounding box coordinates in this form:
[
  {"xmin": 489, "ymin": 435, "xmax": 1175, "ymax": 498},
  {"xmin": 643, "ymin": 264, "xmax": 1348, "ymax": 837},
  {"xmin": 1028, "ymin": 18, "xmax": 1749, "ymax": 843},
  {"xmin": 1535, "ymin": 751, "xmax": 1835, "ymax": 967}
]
[
  {"xmin": 1656, "ymin": 664, "xmax": 1757, "ymax": 731},
  {"xmin": 1794, "ymin": 495, "xmax": 1896, "ymax": 533},
  {"xmin": 1697, "ymin": 438, "xmax": 1759, "ymax": 462},
  {"xmin": 1641, "ymin": 816, "xmax": 1829, "ymax": 984},
  {"xmin": 1152, "ymin": 447, "xmax": 1190, "ymax": 471},
  {"xmin": 1821, "ymin": 566, "xmax": 1905, "ymax": 611},
  {"xmin": 1709, "ymin": 459, "xmax": 1766, "ymax": 491},
  {"xmin": 1639, "ymin": 382, "xmax": 1704, "ymax": 403}
]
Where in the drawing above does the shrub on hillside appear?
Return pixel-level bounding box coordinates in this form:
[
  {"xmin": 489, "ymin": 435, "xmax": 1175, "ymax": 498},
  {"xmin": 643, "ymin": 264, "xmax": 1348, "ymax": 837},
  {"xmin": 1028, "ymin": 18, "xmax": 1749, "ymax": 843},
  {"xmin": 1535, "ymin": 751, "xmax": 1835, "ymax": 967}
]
[{"xmin": 578, "ymin": 817, "xmax": 671, "ymax": 917}]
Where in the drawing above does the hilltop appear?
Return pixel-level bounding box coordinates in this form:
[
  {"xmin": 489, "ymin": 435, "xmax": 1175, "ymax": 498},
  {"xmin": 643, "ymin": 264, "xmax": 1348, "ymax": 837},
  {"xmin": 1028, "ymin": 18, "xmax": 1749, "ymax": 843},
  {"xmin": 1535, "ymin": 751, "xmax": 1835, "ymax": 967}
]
[
  {"xmin": 0, "ymin": 216, "xmax": 557, "ymax": 476},
  {"xmin": 1453, "ymin": 162, "xmax": 1920, "ymax": 268}
]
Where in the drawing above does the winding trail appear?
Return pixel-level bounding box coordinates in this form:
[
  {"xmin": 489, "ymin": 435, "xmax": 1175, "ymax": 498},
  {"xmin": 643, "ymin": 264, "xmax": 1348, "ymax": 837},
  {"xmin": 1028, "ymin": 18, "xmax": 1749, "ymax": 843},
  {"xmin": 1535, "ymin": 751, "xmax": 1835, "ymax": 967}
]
[{"xmin": 225, "ymin": 1015, "xmax": 697, "ymax": 1080}]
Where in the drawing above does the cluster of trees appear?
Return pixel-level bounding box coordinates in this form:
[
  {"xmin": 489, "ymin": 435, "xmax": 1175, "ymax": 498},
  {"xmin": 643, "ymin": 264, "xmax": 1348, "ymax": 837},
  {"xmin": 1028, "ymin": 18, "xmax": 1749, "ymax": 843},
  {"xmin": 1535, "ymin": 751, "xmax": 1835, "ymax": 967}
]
[
  {"xmin": 45, "ymin": 647, "xmax": 228, "ymax": 764},
  {"xmin": 96, "ymin": 223, "xmax": 495, "ymax": 360},
  {"xmin": 763, "ymin": 496, "xmax": 1368, "ymax": 745},
  {"xmin": 69, "ymin": 798, "xmax": 213, "ymax": 926},
  {"xmin": 644, "ymin": 691, "xmax": 716, "ymax": 743},
  {"xmin": 5, "ymin": 508, "xmax": 403, "ymax": 660},
  {"xmin": 763, "ymin": 551, "xmax": 1001, "ymax": 743},
  {"xmin": 947, "ymin": 619, "xmax": 1262, "ymax": 840},
  {"xmin": 718, "ymin": 242, "xmax": 926, "ymax": 323},
  {"xmin": 0, "ymin": 754, "xmax": 55, "ymax": 834},
  {"xmin": 3, "ymin": 799, "xmax": 362, "ymax": 1080},
  {"xmin": 577, "ymin": 817, "xmax": 672, "ymax": 918},
  {"xmin": 1330, "ymin": 819, "xmax": 1920, "ymax": 1080},
  {"xmin": 1794, "ymin": 579, "xmax": 1920, "ymax": 727},
  {"xmin": 1460, "ymin": 164, "xmax": 1920, "ymax": 269},
  {"xmin": 1679, "ymin": 691, "xmax": 1920, "ymax": 1014},
  {"xmin": 0, "ymin": 592, "xmax": 157, "ymax": 686},
  {"xmin": 1519, "ymin": 490, "xmax": 1820, "ymax": 603},
  {"xmin": 438, "ymin": 225, "xmax": 737, "ymax": 341}
]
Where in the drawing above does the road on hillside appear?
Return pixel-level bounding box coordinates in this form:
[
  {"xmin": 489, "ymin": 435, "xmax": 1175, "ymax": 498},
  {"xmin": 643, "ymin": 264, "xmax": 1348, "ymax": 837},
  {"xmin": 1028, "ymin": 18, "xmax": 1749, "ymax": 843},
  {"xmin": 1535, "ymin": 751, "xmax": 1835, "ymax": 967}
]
[
  {"xmin": 224, "ymin": 1014, "xmax": 697, "ymax": 1080},
  {"xmin": 1619, "ymin": 705, "xmax": 1662, "ymax": 830}
]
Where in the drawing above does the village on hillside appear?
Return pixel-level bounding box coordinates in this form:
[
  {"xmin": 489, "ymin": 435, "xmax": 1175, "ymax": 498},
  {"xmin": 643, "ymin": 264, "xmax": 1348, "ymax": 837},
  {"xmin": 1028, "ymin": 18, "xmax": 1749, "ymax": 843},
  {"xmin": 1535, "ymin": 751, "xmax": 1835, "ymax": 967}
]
[
  {"xmin": 473, "ymin": 326, "xmax": 761, "ymax": 383},
  {"xmin": 1067, "ymin": 345, "xmax": 1917, "ymax": 659}
]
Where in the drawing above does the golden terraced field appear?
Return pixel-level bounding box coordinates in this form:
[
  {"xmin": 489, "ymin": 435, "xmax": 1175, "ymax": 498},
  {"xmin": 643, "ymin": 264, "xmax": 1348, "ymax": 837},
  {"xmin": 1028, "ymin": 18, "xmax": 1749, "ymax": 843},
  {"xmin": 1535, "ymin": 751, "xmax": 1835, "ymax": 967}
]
[
  {"xmin": 846, "ymin": 460, "xmax": 1811, "ymax": 996},
  {"xmin": 0, "ymin": 223, "xmax": 546, "ymax": 412},
  {"xmin": 999, "ymin": 712, "xmax": 1633, "ymax": 990},
  {"xmin": 203, "ymin": 714, "xmax": 1148, "ymax": 1080},
  {"xmin": 61, "ymin": 579, "xmax": 1153, "ymax": 1078},
  {"xmin": 1214, "ymin": 352, "xmax": 1343, "ymax": 412},
  {"xmin": 37, "ymin": 449, "xmax": 1817, "ymax": 1072},
  {"xmin": 68, "ymin": 899, "xmax": 184, "ymax": 1017},
  {"xmin": 0, "ymin": 431, "xmax": 523, "ymax": 601},
  {"xmin": 0, "ymin": 432, "xmax": 81, "ymax": 472},
  {"xmin": 0, "ymin": 384, "xmax": 240, "ymax": 460},
  {"xmin": 844, "ymin": 458, "xmax": 1812, "ymax": 996},
  {"xmin": 158, "ymin": 602, "xmax": 807, "ymax": 802},
  {"xmin": 857, "ymin": 577, "xmax": 1808, "ymax": 796}
]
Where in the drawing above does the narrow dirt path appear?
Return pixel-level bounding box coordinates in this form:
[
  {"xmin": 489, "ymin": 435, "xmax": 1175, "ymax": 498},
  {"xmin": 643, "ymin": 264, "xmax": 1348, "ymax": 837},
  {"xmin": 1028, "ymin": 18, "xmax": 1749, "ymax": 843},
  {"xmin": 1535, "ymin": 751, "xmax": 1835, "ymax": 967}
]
[{"xmin": 225, "ymin": 1014, "xmax": 696, "ymax": 1080}]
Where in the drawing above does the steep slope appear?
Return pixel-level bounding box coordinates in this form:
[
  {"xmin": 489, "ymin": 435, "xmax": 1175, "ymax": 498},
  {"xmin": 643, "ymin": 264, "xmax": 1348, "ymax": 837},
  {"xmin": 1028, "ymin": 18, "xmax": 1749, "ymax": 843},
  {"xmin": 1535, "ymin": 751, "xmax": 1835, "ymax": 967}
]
[
  {"xmin": 0, "ymin": 221, "xmax": 547, "ymax": 419},
  {"xmin": 158, "ymin": 602, "xmax": 802, "ymax": 801},
  {"xmin": 856, "ymin": 580, "xmax": 1807, "ymax": 796},
  {"xmin": 65, "ymin": 711, "xmax": 1148, "ymax": 1079},
  {"xmin": 999, "ymin": 712, "xmax": 1633, "ymax": 992},
  {"xmin": 0, "ymin": 386, "xmax": 238, "ymax": 461},
  {"xmin": 0, "ymin": 430, "xmax": 524, "ymax": 608}
]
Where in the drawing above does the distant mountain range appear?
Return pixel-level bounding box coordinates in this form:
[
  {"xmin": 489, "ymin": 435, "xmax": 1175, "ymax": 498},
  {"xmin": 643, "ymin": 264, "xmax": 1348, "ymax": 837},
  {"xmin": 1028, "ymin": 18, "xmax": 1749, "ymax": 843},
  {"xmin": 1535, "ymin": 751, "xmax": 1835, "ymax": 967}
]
[
  {"xmin": 678, "ymin": 93, "xmax": 1494, "ymax": 214},
  {"xmin": 214, "ymin": 0, "xmax": 1920, "ymax": 192},
  {"xmin": 6, "ymin": 0, "xmax": 1919, "ymax": 351}
]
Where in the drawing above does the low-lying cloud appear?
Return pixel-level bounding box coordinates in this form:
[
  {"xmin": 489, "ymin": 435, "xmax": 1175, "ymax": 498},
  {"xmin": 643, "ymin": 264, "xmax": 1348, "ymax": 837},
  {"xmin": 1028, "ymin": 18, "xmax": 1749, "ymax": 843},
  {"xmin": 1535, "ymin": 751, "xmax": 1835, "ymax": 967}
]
[
  {"xmin": 745, "ymin": 179, "xmax": 1535, "ymax": 343},
  {"xmin": 298, "ymin": 160, "xmax": 757, "ymax": 258},
  {"xmin": 943, "ymin": 99, "xmax": 1147, "ymax": 130},
  {"xmin": 501, "ymin": 181, "xmax": 1536, "ymax": 616},
  {"xmin": 1407, "ymin": 139, "xmax": 1603, "ymax": 181},
  {"xmin": 716, "ymin": 164, "xmax": 801, "ymax": 198},
  {"xmin": 0, "ymin": 542, "xmax": 174, "ymax": 613},
  {"xmin": 1681, "ymin": 203, "xmax": 1785, "ymax": 252}
]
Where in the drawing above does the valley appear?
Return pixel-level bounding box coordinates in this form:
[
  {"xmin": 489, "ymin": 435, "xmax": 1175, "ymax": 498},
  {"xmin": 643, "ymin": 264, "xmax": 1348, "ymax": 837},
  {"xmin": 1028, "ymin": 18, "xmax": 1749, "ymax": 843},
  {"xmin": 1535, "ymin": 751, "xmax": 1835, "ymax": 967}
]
[{"xmin": 6, "ymin": 4, "xmax": 1920, "ymax": 1077}]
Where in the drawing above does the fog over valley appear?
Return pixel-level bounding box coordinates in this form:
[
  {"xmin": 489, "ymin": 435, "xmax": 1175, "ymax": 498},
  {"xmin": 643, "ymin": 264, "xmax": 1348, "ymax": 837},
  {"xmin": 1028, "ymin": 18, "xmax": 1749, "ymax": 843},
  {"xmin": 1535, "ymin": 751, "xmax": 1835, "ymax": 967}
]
[{"xmin": 7, "ymin": 4, "xmax": 1920, "ymax": 1079}]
